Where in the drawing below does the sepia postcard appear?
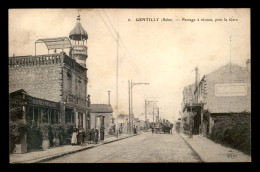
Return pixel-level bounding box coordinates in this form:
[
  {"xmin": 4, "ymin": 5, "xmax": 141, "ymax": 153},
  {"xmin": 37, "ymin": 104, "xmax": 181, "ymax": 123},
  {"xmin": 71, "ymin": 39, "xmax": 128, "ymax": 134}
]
[{"xmin": 8, "ymin": 8, "xmax": 251, "ymax": 163}]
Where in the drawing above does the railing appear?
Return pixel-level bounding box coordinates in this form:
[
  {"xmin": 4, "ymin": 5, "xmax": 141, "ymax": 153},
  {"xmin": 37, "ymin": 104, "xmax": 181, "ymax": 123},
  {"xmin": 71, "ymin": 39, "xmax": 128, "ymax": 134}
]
[
  {"xmin": 66, "ymin": 92, "xmax": 86, "ymax": 106},
  {"xmin": 71, "ymin": 45, "xmax": 88, "ymax": 56},
  {"xmin": 9, "ymin": 54, "xmax": 63, "ymax": 68}
]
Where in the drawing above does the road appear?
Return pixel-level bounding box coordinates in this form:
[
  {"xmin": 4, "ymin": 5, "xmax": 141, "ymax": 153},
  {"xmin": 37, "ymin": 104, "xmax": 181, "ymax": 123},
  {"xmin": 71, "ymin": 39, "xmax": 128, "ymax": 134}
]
[{"xmin": 45, "ymin": 132, "xmax": 201, "ymax": 163}]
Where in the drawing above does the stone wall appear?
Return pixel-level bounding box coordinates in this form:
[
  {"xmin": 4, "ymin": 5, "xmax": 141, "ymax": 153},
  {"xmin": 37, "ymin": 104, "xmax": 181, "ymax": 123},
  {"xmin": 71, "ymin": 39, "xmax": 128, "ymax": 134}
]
[{"xmin": 9, "ymin": 54, "xmax": 63, "ymax": 103}]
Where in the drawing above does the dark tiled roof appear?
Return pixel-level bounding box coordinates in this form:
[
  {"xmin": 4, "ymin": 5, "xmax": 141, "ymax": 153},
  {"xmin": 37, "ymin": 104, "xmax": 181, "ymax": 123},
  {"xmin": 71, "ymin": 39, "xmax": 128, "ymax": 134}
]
[
  {"xmin": 90, "ymin": 104, "xmax": 113, "ymax": 113},
  {"xmin": 69, "ymin": 21, "xmax": 88, "ymax": 40}
]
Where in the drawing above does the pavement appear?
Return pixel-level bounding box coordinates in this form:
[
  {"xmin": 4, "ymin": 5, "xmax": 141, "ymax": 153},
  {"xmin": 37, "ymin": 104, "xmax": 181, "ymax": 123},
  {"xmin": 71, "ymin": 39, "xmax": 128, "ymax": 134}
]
[
  {"xmin": 10, "ymin": 131, "xmax": 252, "ymax": 163},
  {"xmin": 45, "ymin": 132, "xmax": 201, "ymax": 163},
  {"xmin": 179, "ymin": 132, "xmax": 251, "ymax": 162},
  {"xmin": 10, "ymin": 133, "xmax": 138, "ymax": 163}
]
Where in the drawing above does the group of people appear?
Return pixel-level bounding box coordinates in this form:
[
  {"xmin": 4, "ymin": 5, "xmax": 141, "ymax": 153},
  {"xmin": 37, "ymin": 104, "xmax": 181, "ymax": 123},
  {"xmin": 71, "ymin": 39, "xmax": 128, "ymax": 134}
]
[{"xmin": 71, "ymin": 126, "xmax": 105, "ymax": 146}]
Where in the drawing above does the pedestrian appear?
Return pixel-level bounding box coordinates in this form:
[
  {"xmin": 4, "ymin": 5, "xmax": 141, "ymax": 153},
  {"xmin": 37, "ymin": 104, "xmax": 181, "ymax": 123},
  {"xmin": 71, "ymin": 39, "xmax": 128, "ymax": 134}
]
[
  {"xmin": 119, "ymin": 124, "xmax": 123, "ymax": 134},
  {"xmin": 78, "ymin": 128, "xmax": 85, "ymax": 146},
  {"xmin": 91, "ymin": 128, "xmax": 95, "ymax": 144},
  {"xmin": 71, "ymin": 126, "xmax": 78, "ymax": 146},
  {"xmin": 100, "ymin": 126, "xmax": 105, "ymax": 142},
  {"xmin": 170, "ymin": 123, "xmax": 173, "ymax": 134},
  {"xmin": 86, "ymin": 129, "xmax": 91, "ymax": 144},
  {"xmin": 94, "ymin": 128, "xmax": 99, "ymax": 144},
  {"xmin": 152, "ymin": 127, "xmax": 154, "ymax": 134}
]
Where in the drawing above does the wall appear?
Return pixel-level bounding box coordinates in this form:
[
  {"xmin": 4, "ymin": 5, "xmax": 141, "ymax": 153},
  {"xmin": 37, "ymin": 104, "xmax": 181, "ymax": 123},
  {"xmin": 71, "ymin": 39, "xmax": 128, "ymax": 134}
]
[
  {"xmin": 62, "ymin": 55, "xmax": 87, "ymax": 109},
  {"xmin": 204, "ymin": 63, "xmax": 251, "ymax": 113},
  {"xmin": 9, "ymin": 54, "xmax": 63, "ymax": 103},
  {"xmin": 90, "ymin": 113, "xmax": 114, "ymax": 135}
]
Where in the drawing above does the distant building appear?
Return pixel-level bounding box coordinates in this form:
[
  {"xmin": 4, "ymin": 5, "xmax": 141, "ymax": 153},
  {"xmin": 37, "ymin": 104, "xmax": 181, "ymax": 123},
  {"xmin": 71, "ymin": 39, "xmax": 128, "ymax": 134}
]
[
  {"xmin": 133, "ymin": 119, "xmax": 146, "ymax": 131},
  {"xmin": 117, "ymin": 114, "xmax": 131, "ymax": 134},
  {"xmin": 90, "ymin": 104, "xmax": 114, "ymax": 136},
  {"xmin": 181, "ymin": 60, "xmax": 251, "ymax": 136}
]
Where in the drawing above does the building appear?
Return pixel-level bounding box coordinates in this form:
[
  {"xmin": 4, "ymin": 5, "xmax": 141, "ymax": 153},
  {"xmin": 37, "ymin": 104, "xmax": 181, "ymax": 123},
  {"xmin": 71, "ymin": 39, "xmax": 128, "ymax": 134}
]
[
  {"xmin": 117, "ymin": 114, "xmax": 130, "ymax": 134},
  {"xmin": 133, "ymin": 119, "xmax": 146, "ymax": 131},
  {"xmin": 9, "ymin": 14, "xmax": 91, "ymax": 151},
  {"xmin": 90, "ymin": 104, "xmax": 114, "ymax": 136},
  {"xmin": 181, "ymin": 60, "xmax": 251, "ymax": 136}
]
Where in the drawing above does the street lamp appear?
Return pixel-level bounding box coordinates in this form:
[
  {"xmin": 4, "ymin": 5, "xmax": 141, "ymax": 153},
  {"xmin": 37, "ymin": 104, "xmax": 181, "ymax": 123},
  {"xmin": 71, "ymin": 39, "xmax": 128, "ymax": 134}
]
[{"xmin": 128, "ymin": 80, "xmax": 149, "ymax": 134}]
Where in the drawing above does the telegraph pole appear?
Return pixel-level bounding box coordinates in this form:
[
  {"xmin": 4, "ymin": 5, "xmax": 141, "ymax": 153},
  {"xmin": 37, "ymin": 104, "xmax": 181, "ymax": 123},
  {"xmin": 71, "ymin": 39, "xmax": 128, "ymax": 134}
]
[
  {"xmin": 129, "ymin": 81, "xmax": 149, "ymax": 134},
  {"xmin": 145, "ymin": 99, "xmax": 147, "ymax": 131},
  {"xmin": 153, "ymin": 107, "xmax": 154, "ymax": 127},
  {"xmin": 116, "ymin": 32, "xmax": 119, "ymax": 138},
  {"xmin": 158, "ymin": 107, "xmax": 160, "ymax": 123},
  {"xmin": 128, "ymin": 80, "xmax": 131, "ymax": 134}
]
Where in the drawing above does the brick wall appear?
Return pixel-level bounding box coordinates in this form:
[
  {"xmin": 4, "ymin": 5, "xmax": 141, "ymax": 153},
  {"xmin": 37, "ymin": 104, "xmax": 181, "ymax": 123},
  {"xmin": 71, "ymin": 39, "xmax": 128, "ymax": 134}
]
[
  {"xmin": 204, "ymin": 63, "xmax": 251, "ymax": 113},
  {"xmin": 9, "ymin": 55, "xmax": 63, "ymax": 103}
]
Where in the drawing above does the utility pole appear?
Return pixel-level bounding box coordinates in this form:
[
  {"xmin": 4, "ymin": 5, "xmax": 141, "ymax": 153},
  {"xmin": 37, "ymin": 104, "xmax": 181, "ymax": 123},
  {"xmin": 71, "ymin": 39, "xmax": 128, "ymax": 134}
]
[
  {"xmin": 108, "ymin": 90, "xmax": 110, "ymax": 105},
  {"xmin": 230, "ymin": 35, "xmax": 232, "ymax": 83},
  {"xmin": 116, "ymin": 32, "xmax": 119, "ymax": 138},
  {"xmin": 153, "ymin": 107, "xmax": 154, "ymax": 127},
  {"xmin": 145, "ymin": 99, "xmax": 147, "ymax": 131},
  {"xmin": 157, "ymin": 107, "xmax": 160, "ymax": 122},
  {"xmin": 128, "ymin": 80, "xmax": 131, "ymax": 134},
  {"xmin": 129, "ymin": 81, "xmax": 149, "ymax": 134}
]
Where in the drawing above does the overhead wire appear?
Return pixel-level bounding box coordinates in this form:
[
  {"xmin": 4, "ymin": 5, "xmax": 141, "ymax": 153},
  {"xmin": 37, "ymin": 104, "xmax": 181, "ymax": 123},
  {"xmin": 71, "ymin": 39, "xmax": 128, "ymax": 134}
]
[{"xmin": 100, "ymin": 9, "xmax": 147, "ymax": 82}]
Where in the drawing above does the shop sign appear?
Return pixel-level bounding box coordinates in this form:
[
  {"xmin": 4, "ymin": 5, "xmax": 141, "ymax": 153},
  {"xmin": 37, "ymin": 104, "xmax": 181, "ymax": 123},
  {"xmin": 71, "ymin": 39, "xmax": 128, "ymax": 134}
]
[{"xmin": 215, "ymin": 83, "xmax": 247, "ymax": 97}]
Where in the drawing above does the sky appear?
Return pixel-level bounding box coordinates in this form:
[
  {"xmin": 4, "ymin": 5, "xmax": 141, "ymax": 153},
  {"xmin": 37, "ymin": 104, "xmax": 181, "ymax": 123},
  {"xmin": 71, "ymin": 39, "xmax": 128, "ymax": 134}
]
[{"xmin": 8, "ymin": 8, "xmax": 250, "ymax": 123}]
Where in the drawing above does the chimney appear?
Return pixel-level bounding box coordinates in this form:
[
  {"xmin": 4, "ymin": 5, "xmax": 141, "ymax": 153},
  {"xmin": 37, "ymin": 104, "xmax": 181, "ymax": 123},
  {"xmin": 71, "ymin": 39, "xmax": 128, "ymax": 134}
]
[
  {"xmin": 108, "ymin": 91, "xmax": 111, "ymax": 105},
  {"xmin": 246, "ymin": 59, "xmax": 251, "ymax": 73}
]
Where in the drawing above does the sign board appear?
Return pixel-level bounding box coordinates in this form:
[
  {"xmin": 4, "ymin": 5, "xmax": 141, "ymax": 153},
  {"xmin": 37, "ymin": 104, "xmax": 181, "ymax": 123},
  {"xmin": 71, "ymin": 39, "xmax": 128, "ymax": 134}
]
[
  {"xmin": 215, "ymin": 83, "xmax": 247, "ymax": 97},
  {"xmin": 27, "ymin": 96, "xmax": 60, "ymax": 109}
]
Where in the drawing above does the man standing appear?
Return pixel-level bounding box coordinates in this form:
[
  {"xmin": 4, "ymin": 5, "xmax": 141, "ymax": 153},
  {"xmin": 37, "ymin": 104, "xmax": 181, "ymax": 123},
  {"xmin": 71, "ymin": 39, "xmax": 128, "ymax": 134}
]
[
  {"xmin": 189, "ymin": 116, "xmax": 194, "ymax": 138},
  {"xmin": 100, "ymin": 126, "xmax": 105, "ymax": 142},
  {"xmin": 170, "ymin": 123, "xmax": 173, "ymax": 134},
  {"xmin": 94, "ymin": 128, "xmax": 99, "ymax": 144}
]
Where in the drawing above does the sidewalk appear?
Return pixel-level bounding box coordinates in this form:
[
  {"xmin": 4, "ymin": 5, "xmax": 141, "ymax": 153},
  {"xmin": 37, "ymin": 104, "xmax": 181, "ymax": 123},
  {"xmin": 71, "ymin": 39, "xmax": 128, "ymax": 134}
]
[
  {"xmin": 10, "ymin": 133, "xmax": 138, "ymax": 163},
  {"xmin": 179, "ymin": 132, "xmax": 251, "ymax": 162}
]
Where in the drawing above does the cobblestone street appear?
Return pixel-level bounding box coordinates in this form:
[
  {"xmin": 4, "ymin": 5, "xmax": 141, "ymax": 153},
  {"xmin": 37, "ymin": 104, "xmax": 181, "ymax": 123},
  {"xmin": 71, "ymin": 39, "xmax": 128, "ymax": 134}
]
[{"xmin": 45, "ymin": 132, "xmax": 201, "ymax": 163}]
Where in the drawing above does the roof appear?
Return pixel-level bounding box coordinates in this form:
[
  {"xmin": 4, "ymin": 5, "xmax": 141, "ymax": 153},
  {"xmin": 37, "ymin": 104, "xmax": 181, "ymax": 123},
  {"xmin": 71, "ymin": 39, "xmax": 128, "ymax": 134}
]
[
  {"xmin": 90, "ymin": 104, "xmax": 113, "ymax": 113},
  {"xmin": 35, "ymin": 37, "xmax": 72, "ymax": 50},
  {"xmin": 9, "ymin": 89, "xmax": 28, "ymax": 95},
  {"xmin": 69, "ymin": 16, "xmax": 88, "ymax": 40}
]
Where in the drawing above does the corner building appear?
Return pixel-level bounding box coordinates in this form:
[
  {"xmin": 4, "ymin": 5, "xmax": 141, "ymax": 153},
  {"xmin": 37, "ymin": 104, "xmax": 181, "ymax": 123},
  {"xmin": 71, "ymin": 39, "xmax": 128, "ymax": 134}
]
[{"xmin": 9, "ymin": 15, "xmax": 91, "ymax": 130}]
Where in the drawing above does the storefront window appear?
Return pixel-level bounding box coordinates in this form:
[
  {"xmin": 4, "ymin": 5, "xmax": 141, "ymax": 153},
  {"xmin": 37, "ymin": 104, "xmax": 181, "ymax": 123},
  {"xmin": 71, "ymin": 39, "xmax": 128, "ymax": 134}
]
[
  {"xmin": 41, "ymin": 109, "xmax": 48, "ymax": 123},
  {"xmin": 34, "ymin": 108, "xmax": 39, "ymax": 123}
]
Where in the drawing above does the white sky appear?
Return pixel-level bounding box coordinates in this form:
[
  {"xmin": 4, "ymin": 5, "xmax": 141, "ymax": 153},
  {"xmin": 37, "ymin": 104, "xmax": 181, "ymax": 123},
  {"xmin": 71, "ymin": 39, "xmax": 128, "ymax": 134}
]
[{"xmin": 8, "ymin": 8, "xmax": 250, "ymax": 122}]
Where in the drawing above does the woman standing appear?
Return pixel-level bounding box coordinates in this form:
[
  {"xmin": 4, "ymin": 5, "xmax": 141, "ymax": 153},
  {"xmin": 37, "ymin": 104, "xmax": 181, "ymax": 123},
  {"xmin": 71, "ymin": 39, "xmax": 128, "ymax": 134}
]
[
  {"xmin": 78, "ymin": 128, "xmax": 85, "ymax": 146},
  {"xmin": 91, "ymin": 128, "xmax": 95, "ymax": 144},
  {"xmin": 71, "ymin": 127, "xmax": 78, "ymax": 146}
]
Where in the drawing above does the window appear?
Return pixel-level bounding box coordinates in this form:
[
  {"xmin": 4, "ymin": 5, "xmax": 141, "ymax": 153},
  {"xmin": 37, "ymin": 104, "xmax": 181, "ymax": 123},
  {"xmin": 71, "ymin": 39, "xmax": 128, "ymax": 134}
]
[
  {"xmin": 67, "ymin": 71, "xmax": 72, "ymax": 93},
  {"xmin": 34, "ymin": 108, "xmax": 39, "ymax": 123},
  {"xmin": 50, "ymin": 110, "xmax": 54, "ymax": 124},
  {"xmin": 65, "ymin": 108, "xmax": 74, "ymax": 124},
  {"xmin": 41, "ymin": 109, "xmax": 48, "ymax": 123},
  {"xmin": 78, "ymin": 112, "xmax": 83, "ymax": 128}
]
